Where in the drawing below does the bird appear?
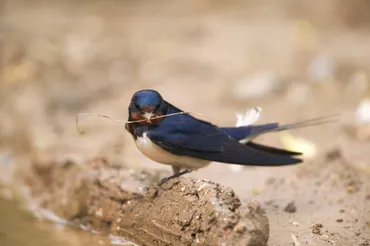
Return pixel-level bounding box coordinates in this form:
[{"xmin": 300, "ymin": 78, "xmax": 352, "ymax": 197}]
[{"xmin": 125, "ymin": 89, "xmax": 335, "ymax": 185}]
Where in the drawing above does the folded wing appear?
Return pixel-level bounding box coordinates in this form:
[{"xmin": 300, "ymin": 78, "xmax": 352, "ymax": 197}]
[{"xmin": 148, "ymin": 118, "xmax": 302, "ymax": 166}]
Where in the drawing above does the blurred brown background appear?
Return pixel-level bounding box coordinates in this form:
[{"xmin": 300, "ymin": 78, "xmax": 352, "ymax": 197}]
[
  {"xmin": 1, "ymin": 0, "xmax": 370, "ymax": 149},
  {"xmin": 1, "ymin": 0, "xmax": 370, "ymax": 245}
]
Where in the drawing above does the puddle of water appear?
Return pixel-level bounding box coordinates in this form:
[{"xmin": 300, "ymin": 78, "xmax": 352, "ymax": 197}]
[
  {"xmin": 0, "ymin": 152, "xmax": 136, "ymax": 246},
  {"xmin": 0, "ymin": 197, "xmax": 132, "ymax": 246}
]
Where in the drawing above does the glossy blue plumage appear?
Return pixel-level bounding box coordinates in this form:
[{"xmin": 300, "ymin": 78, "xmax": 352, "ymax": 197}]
[
  {"xmin": 146, "ymin": 103, "xmax": 302, "ymax": 166},
  {"xmin": 126, "ymin": 90, "xmax": 304, "ymax": 167}
]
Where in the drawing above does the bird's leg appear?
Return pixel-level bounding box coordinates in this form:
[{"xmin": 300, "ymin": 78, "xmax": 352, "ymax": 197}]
[
  {"xmin": 158, "ymin": 166, "xmax": 193, "ymax": 186},
  {"xmin": 172, "ymin": 166, "xmax": 181, "ymax": 175}
]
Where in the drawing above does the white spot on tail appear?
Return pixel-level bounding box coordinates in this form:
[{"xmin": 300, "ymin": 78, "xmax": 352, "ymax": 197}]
[
  {"xmin": 235, "ymin": 107, "xmax": 262, "ymax": 127},
  {"xmin": 229, "ymin": 107, "xmax": 262, "ymax": 172}
]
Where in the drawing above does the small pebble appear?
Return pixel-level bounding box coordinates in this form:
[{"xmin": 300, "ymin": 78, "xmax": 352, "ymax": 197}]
[
  {"xmin": 235, "ymin": 224, "xmax": 247, "ymax": 233},
  {"xmin": 284, "ymin": 201, "xmax": 297, "ymax": 213},
  {"xmin": 336, "ymin": 219, "xmax": 344, "ymax": 223},
  {"xmin": 326, "ymin": 148, "xmax": 342, "ymax": 161},
  {"xmin": 312, "ymin": 224, "xmax": 323, "ymax": 235},
  {"xmin": 361, "ymin": 241, "xmax": 370, "ymax": 246}
]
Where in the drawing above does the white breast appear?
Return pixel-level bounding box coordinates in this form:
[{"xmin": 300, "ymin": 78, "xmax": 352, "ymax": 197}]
[{"xmin": 135, "ymin": 132, "xmax": 210, "ymax": 170}]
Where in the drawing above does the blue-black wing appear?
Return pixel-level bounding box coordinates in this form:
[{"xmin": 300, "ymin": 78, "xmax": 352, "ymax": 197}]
[{"xmin": 148, "ymin": 115, "xmax": 302, "ymax": 166}]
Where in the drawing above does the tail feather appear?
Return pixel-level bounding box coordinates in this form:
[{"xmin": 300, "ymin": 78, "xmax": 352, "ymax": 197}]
[
  {"xmin": 246, "ymin": 141, "xmax": 302, "ymax": 156},
  {"xmin": 221, "ymin": 114, "xmax": 339, "ymax": 143},
  {"xmin": 271, "ymin": 114, "xmax": 339, "ymax": 132}
]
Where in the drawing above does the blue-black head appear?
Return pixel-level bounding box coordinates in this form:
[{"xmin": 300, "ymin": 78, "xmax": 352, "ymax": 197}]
[{"xmin": 128, "ymin": 89, "xmax": 167, "ymax": 124}]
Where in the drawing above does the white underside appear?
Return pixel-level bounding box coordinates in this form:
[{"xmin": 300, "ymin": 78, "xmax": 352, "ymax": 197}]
[
  {"xmin": 135, "ymin": 132, "xmax": 211, "ymax": 170},
  {"xmin": 136, "ymin": 108, "xmax": 261, "ymax": 171}
]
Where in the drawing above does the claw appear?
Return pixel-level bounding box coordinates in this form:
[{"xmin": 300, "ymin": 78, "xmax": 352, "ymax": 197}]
[{"xmin": 158, "ymin": 168, "xmax": 193, "ymax": 186}]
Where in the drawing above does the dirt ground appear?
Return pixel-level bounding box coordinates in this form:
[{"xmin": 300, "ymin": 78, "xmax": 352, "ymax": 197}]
[
  {"xmin": 1, "ymin": 1, "xmax": 370, "ymax": 245},
  {"xmin": 16, "ymin": 148, "xmax": 269, "ymax": 245}
]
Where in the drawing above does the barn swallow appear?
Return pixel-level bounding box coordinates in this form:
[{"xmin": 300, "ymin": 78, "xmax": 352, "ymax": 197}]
[{"xmin": 125, "ymin": 89, "xmax": 334, "ymax": 185}]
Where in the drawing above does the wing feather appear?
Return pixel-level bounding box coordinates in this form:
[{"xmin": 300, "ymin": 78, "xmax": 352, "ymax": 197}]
[{"xmin": 148, "ymin": 116, "xmax": 302, "ymax": 166}]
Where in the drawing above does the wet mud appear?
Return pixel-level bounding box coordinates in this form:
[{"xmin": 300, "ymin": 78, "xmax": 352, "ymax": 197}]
[{"xmin": 16, "ymin": 147, "xmax": 269, "ymax": 246}]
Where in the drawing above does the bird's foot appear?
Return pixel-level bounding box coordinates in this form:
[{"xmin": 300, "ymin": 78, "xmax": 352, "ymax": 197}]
[{"xmin": 158, "ymin": 168, "xmax": 193, "ymax": 186}]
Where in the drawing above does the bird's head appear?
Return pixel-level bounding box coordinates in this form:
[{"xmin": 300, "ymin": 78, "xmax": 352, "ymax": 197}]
[{"xmin": 128, "ymin": 89, "xmax": 167, "ymax": 125}]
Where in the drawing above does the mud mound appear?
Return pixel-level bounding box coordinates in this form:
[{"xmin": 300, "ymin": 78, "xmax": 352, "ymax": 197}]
[{"xmin": 16, "ymin": 147, "xmax": 269, "ymax": 246}]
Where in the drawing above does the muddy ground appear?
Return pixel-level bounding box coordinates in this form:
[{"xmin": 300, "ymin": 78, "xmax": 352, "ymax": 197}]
[
  {"xmin": 1, "ymin": 1, "xmax": 370, "ymax": 245},
  {"xmin": 18, "ymin": 148, "xmax": 269, "ymax": 245}
]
